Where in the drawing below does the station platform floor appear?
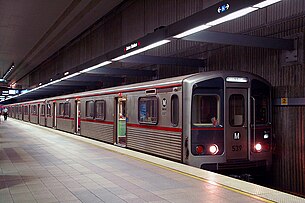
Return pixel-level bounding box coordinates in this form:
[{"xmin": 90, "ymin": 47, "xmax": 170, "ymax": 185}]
[{"xmin": 0, "ymin": 118, "xmax": 304, "ymax": 203}]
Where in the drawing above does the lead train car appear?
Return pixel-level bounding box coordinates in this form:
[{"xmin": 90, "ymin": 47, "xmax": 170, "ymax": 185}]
[{"xmin": 5, "ymin": 71, "xmax": 272, "ymax": 171}]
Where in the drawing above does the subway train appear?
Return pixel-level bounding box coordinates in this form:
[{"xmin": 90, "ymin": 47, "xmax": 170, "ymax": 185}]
[{"xmin": 5, "ymin": 71, "xmax": 272, "ymax": 172}]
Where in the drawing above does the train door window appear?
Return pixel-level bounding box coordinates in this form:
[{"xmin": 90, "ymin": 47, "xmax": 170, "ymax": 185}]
[
  {"xmin": 47, "ymin": 103, "xmax": 51, "ymax": 116},
  {"xmin": 24, "ymin": 106, "xmax": 28, "ymax": 115},
  {"xmin": 86, "ymin": 100, "xmax": 94, "ymax": 118},
  {"xmin": 95, "ymin": 100, "xmax": 105, "ymax": 120},
  {"xmin": 229, "ymin": 94, "xmax": 245, "ymax": 126},
  {"xmin": 31, "ymin": 105, "xmax": 37, "ymax": 115},
  {"xmin": 64, "ymin": 102, "xmax": 71, "ymax": 117},
  {"xmin": 59, "ymin": 103, "xmax": 64, "ymax": 116},
  {"xmin": 138, "ymin": 97, "xmax": 158, "ymax": 124},
  {"xmin": 171, "ymin": 95, "xmax": 179, "ymax": 126},
  {"xmin": 41, "ymin": 105, "xmax": 45, "ymax": 116},
  {"xmin": 192, "ymin": 95, "xmax": 219, "ymax": 126}
]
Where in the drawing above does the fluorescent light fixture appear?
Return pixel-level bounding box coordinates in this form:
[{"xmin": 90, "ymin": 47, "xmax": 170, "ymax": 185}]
[
  {"xmin": 80, "ymin": 61, "xmax": 112, "ymax": 73},
  {"xmin": 61, "ymin": 72, "xmax": 81, "ymax": 80},
  {"xmin": 0, "ymin": 79, "xmax": 5, "ymax": 82},
  {"xmin": 253, "ymin": 0, "xmax": 281, "ymax": 8},
  {"xmin": 173, "ymin": 24, "xmax": 211, "ymax": 38},
  {"xmin": 207, "ymin": 7, "xmax": 258, "ymax": 26},
  {"xmin": 64, "ymin": 71, "xmax": 69, "ymax": 76},
  {"xmin": 112, "ymin": 40, "xmax": 170, "ymax": 61},
  {"xmin": 226, "ymin": 77, "xmax": 248, "ymax": 83}
]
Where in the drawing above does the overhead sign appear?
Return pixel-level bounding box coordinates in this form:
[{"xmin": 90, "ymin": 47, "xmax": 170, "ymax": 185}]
[
  {"xmin": 281, "ymin": 98, "xmax": 288, "ymax": 105},
  {"xmin": 218, "ymin": 3, "xmax": 230, "ymax": 13},
  {"xmin": 124, "ymin": 42, "xmax": 141, "ymax": 52}
]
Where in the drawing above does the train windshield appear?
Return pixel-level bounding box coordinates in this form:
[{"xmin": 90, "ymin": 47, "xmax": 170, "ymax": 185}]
[
  {"xmin": 192, "ymin": 95, "xmax": 220, "ymax": 126},
  {"xmin": 251, "ymin": 79, "xmax": 270, "ymax": 125}
]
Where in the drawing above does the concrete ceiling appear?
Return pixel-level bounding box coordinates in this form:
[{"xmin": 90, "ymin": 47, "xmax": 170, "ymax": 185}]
[{"xmin": 0, "ymin": 0, "xmax": 123, "ymax": 83}]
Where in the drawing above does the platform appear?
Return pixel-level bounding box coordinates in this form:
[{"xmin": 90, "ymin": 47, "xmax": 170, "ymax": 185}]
[{"xmin": 0, "ymin": 118, "xmax": 304, "ymax": 203}]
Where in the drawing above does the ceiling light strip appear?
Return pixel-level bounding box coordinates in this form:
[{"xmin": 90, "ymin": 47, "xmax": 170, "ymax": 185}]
[{"xmin": 112, "ymin": 40, "xmax": 171, "ymax": 61}]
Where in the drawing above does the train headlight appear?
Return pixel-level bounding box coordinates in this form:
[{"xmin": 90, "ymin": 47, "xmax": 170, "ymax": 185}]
[
  {"xmin": 209, "ymin": 144, "xmax": 219, "ymax": 155},
  {"xmin": 196, "ymin": 145, "xmax": 204, "ymax": 155},
  {"xmin": 255, "ymin": 143, "xmax": 262, "ymax": 152}
]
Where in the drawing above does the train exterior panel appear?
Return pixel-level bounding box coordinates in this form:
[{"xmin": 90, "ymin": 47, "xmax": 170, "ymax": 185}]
[
  {"xmin": 4, "ymin": 71, "xmax": 272, "ymax": 172},
  {"xmin": 56, "ymin": 99, "xmax": 75, "ymax": 133}
]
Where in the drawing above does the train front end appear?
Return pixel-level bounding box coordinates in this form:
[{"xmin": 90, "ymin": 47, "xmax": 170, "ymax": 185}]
[{"xmin": 183, "ymin": 71, "xmax": 272, "ymax": 172}]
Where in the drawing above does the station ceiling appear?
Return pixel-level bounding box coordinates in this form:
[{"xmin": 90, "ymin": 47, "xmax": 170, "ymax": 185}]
[{"xmin": 0, "ymin": 0, "xmax": 123, "ymax": 80}]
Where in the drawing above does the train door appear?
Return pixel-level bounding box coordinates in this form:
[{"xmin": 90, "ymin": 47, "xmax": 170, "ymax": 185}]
[
  {"xmin": 37, "ymin": 104, "xmax": 40, "ymax": 124},
  {"xmin": 53, "ymin": 103, "xmax": 57, "ymax": 128},
  {"xmin": 75, "ymin": 100, "xmax": 81, "ymax": 134},
  {"xmin": 225, "ymin": 88, "xmax": 248, "ymax": 160},
  {"xmin": 114, "ymin": 97, "xmax": 127, "ymax": 146}
]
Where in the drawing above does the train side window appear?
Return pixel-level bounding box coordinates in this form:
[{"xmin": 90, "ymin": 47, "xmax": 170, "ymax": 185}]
[
  {"xmin": 171, "ymin": 95, "xmax": 179, "ymax": 126},
  {"xmin": 41, "ymin": 105, "xmax": 45, "ymax": 116},
  {"xmin": 95, "ymin": 100, "xmax": 105, "ymax": 120},
  {"xmin": 86, "ymin": 100, "xmax": 94, "ymax": 118},
  {"xmin": 229, "ymin": 94, "xmax": 244, "ymax": 126},
  {"xmin": 47, "ymin": 103, "xmax": 51, "ymax": 116},
  {"xmin": 192, "ymin": 95, "xmax": 219, "ymax": 126},
  {"xmin": 138, "ymin": 97, "xmax": 158, "ymax": 125},
  {"xmin": 64, "ymin": 102, "xmax": 71, "ymax": 117}
]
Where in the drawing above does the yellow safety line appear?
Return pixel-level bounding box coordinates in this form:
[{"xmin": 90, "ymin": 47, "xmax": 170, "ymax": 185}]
[{"xmin": 85, "ymin": 140, "xmax": 275, "ymax": 203}]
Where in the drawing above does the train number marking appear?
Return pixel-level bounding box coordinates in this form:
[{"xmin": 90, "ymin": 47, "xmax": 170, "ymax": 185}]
[{"xmin": 232, "ymin": 145, "xmax": 242, "ymax": 152}]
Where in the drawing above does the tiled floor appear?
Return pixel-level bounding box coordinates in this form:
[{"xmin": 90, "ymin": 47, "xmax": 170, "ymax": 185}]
[{"xmin": 0, "ymin": 118, "xmax": 265, "ymax": 203}]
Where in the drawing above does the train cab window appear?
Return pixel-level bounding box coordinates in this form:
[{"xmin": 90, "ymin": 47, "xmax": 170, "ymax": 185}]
[
  {"xmin": 229, "ymin": 95, "xmax": 245, "ymax": 126},
  {"xmin": 171, "ymin": 95, "xmax": 179, "ymax": 126},
  {"xmin": 47, "ymin": 103, "xmax": 51, "ymax": 116},
  {"xmin": 41, "ymin": 105, "xmax": 45, "ymax": 116},
  {"xmin": 95, "ymin": 100, "xmax": 105, "ymax": 120},
  {"xmin": 86, "ymin": 100, "xmax": 94, "ymax": 118},
  {"xmin": 138, "ymin": 97, "xmax": 158, "ymax": 124},
  {"xmin": 253, "ymin": 96, "xmax": 268, "ymax": 124},
  {"xmin": 192, "ymin": 95, "xmax": 219, "ymax": 126}
]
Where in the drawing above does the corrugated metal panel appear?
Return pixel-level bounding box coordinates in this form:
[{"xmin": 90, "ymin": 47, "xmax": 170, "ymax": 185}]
[
  {"xmin": 56, "ymin": 118, "xmax": 74, "ymax": 133},
  {"xmin": 81, "ymin": 121, "xmax": 113, "ymax": 144},
  {"xmin": 127, "ymin": 127, "xmax": 182, "ymax": 162}
]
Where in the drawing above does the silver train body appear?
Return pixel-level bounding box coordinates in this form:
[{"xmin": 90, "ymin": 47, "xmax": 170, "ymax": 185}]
[{"xmin": 6, "ymin": 71, "xmax": 272, "ymax": 171}]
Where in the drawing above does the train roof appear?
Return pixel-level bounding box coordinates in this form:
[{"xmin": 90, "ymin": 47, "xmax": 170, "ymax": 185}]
[{"xmin": 6, "ymin": 71, "xmax": 270, "ymax": 105}]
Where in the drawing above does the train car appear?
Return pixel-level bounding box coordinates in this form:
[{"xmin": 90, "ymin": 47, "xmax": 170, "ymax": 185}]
[{"xmin": 4, "ymin": 71, "xmax": 272, "ymax": 172}]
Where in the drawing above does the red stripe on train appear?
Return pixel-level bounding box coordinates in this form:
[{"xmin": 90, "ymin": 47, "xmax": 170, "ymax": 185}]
[
  {"xmin": 191, "ymin": 128, "xmax": 224, "ymax": 131},
  {"xmin": 127, "ymin": 123, "xmax": 182, "ymax": 132},
  {"xmin": 81, "ymin": 119, "xmax": 114, "ymax": 125},
  {"xmin": 56, "ymin": 117, "xmax": 75, "ymax": 120}
]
